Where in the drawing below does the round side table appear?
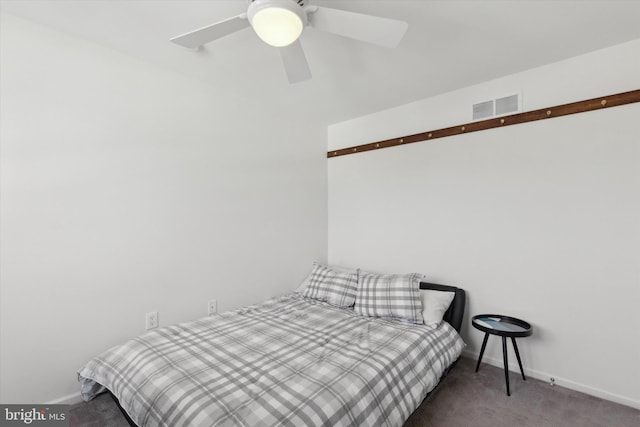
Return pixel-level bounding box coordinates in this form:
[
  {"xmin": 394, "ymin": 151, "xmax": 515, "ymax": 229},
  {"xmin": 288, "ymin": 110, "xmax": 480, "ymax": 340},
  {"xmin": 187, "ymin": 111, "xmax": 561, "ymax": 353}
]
[{"xmin": 472, "ymin": 314, "xmax": 532, "ymax": 396}]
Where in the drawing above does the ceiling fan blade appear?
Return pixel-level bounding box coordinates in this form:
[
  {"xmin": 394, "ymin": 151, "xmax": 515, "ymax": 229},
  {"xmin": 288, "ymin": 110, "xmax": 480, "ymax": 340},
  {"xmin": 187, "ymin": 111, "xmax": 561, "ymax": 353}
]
[
  {"xmin": 279, "ymin": 40, "xmax": 312, "ymax": 84},
  {"xmin": 170, "ymin": 14, "xmax": 249, "ymax": 48},
  {"xmin": 307, "ymin": 6, "xmax": 408, "ymax": 48}
]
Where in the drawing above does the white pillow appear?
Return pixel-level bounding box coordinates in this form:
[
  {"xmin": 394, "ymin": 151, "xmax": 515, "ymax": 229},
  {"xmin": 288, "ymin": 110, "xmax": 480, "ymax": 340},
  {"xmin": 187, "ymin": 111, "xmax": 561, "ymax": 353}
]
[{"xmin": 420, "ymin": 290, "xmax": 455, "ymax": 327}]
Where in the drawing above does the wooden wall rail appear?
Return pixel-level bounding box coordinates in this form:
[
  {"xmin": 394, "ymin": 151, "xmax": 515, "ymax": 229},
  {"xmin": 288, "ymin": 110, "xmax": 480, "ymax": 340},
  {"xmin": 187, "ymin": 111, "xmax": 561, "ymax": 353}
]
[{"xmin": 327, "ymin": 89, "xmax": 640, "ymax": 158}]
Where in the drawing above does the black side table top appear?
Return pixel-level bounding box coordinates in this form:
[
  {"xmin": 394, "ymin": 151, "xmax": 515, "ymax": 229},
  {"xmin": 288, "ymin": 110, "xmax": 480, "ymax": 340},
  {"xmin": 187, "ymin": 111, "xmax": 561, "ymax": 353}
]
[{"xmin": 472, "ymin": 314, "xmax": 532, "ymax": 338}]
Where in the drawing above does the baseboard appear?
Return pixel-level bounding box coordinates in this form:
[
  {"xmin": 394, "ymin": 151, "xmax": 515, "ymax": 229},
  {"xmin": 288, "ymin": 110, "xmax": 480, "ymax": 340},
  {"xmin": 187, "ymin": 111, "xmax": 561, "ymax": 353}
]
[
  {"xmin": 45, "ymin": 392, "xmax": 83, "ymax": 406},
  {"xmin": 461, "ymin": 350, "xmax": 640, "ymax": 410}
]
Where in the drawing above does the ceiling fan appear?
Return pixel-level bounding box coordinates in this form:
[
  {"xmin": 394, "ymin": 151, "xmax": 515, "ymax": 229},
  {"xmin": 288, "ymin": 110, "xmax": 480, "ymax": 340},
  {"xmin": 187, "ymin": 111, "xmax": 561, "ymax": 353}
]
[{"xmin": 170, "ymin": 0, "xmax": 408, "ymax": 84}]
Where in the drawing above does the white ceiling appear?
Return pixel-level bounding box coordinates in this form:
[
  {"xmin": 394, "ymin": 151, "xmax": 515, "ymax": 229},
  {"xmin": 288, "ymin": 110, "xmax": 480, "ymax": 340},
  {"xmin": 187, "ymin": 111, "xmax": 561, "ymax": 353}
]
[{"xmin": 2, "ymin": 0, "xmax": 640, "ymax": 126}]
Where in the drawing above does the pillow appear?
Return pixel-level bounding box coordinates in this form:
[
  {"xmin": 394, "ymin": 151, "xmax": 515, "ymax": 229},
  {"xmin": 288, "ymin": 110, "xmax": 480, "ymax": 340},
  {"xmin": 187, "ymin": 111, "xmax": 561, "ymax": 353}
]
[
  {"xmin": 420, "ymin": 290, "xmax": 455, "ymax": 327},
  {"xmin": 302, "ymin": 263, "xmax": 358, "ymax": 308},
  {"xmin": 295, "ymin": 264, "xmax": 357, "ymax": 293},
  {"xmin": 355, "ymin": 272, "xmax": 423, "ymax": 324}
]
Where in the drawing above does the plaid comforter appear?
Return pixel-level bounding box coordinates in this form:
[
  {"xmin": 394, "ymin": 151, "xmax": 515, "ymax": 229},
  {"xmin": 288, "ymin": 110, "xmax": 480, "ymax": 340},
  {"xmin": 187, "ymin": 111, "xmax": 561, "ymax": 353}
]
[{"xmin": 78, "ymin": 293, "xmax": 464, "ymax": 427}]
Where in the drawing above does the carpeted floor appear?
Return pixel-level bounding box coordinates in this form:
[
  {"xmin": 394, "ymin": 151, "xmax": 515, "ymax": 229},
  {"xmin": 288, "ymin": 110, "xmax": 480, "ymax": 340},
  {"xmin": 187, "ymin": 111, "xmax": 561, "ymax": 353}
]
[
  {"xmin": 69, "ymin": 356, "xmax": 639, "ymax": 426},
  {"xmin": 404, "ymin": 357, "xmax": 639, "ymax": 427}
]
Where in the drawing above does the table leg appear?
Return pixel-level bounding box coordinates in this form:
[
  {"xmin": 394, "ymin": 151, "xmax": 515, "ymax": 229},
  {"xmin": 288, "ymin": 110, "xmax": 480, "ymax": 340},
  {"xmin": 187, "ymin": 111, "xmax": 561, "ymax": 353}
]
[
  {"xmin": 475, "ymin": 332, "xmax": 490, "ymax": 373},
  {"xmin": 511, "ymin": 337, "xmax": 526, "ymax": 380},
  {"xmin": 502, "ymin": 336, "xmax": 510, "ymax": 396}
]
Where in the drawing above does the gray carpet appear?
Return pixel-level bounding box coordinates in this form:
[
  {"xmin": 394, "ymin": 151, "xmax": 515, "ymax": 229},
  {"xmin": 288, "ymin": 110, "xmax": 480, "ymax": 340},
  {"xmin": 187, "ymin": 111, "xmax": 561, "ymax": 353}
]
[
  {"xmin": 404, "ymin": 357, "xmax": 639, "ymax": 427},
  {"xmin": 69, "ymin": 356, "xmax": 639, "ymax": 426}
]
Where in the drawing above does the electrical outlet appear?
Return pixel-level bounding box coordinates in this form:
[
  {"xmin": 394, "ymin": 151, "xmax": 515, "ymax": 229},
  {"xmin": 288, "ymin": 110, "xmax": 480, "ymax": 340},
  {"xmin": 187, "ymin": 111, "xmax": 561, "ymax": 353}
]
[
  {"xmin": 208, "ymin": 299, "xmax": 217, "ymax": 315},
  {"xmin": 146, "ymin": 311, "xmax": 159, "ymax": 330}
]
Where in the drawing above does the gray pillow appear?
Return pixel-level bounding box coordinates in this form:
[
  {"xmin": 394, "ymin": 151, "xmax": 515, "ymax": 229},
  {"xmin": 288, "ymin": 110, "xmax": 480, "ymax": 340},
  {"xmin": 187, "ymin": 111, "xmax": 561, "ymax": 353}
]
[
  {"xmin": 302, "ymin": 263, "xmax": 358, "ymax": 308},
  {"xmin": 355, "ymin": 272, "xmax": 424, "ymax": 324}
]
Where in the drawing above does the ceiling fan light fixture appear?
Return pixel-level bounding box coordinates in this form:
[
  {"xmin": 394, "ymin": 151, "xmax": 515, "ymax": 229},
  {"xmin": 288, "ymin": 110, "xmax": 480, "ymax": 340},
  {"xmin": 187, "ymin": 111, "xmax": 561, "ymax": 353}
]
[{"xmin": 248, "ymin": 0, "xmax": 306, "ymax": 47}]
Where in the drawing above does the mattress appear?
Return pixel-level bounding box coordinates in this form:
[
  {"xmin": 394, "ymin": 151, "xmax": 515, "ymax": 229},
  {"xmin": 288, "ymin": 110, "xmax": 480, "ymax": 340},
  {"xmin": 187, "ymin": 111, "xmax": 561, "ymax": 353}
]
[{"xmin": 78, "ymin": 293, "xmax": 464, "ymax": 426}]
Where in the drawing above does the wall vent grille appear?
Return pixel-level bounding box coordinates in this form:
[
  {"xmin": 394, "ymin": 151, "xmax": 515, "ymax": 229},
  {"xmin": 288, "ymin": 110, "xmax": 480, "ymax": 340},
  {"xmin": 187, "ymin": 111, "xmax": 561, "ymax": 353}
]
[
  {"xmin": 496, "ymin": 94, "xmax": 519, "ymax": 116},
  {"xmin": 473, "ymin": 93, "xmax": 520, "ymax": 120},
  {"xmin": 473, "ymin": 100, "xmax": 494, "ymax": 120}
]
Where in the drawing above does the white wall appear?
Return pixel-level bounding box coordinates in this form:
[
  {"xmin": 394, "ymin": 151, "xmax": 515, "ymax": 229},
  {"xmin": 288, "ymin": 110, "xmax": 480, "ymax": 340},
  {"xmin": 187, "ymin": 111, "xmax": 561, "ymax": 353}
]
[
  {"xmin": 328, "ymin": 40, "xmax": 640, "ymax": 408},
  {"xmin": 0, "ymin": 13, "xmax": 327, "ymax": 404}
]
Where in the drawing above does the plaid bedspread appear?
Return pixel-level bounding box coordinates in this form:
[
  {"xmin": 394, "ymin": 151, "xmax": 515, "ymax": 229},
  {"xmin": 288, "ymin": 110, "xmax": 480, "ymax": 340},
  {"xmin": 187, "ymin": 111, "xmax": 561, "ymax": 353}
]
[{"xmin": 78, "ymin": 293, "xmax": 464, "ymax": 427}]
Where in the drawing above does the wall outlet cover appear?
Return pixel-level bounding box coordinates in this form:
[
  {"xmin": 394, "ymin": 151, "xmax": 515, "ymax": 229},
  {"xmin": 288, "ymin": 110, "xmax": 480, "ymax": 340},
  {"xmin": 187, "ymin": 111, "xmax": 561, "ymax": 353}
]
[
  {"xmin": 208, "ymin": 299, "xmax": 217, "ymax": 315},
  {"xmin": 146, "ymin": 311, "xmax": 159, "ymax": 330}
]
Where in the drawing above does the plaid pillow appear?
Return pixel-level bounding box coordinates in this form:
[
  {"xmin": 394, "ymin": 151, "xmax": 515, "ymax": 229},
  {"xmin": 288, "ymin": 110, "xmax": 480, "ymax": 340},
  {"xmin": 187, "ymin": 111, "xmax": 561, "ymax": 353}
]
[
  {"xmin": 302, "ymin": 263, "xmax": 358, "ymax": 308},
  {"xmin": 355, "ymin": 273, "xmax": 424, "ymax": 324}
]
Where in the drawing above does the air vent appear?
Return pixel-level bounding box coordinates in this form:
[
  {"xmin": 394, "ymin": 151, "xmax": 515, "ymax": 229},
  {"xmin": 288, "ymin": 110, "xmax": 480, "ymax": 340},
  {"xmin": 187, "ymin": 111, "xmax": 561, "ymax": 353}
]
[
  {"xmin": 472, "ymin": 92, "xmax": 521, "ymax": 121},
  {"xmin": 496, "ymin": 94, "xmax": 519, "ymax": 116},
  {"xmin": 473, "ymin": 100, "xmax": 494, "ymax": 120}
]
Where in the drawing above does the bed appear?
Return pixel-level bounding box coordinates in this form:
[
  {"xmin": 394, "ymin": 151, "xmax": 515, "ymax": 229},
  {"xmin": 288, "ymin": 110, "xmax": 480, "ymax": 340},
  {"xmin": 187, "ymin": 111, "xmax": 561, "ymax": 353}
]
[{"xmin": 78, "ymin": 277, "xmax": 465, "ymax": 427}]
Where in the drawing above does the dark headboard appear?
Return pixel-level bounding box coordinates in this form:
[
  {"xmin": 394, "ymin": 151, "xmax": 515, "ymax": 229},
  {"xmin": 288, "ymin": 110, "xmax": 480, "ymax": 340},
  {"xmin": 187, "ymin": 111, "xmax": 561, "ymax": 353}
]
[{"xmin": 419, "ymin": 282, "xmax": 466, "ymax": 333}]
